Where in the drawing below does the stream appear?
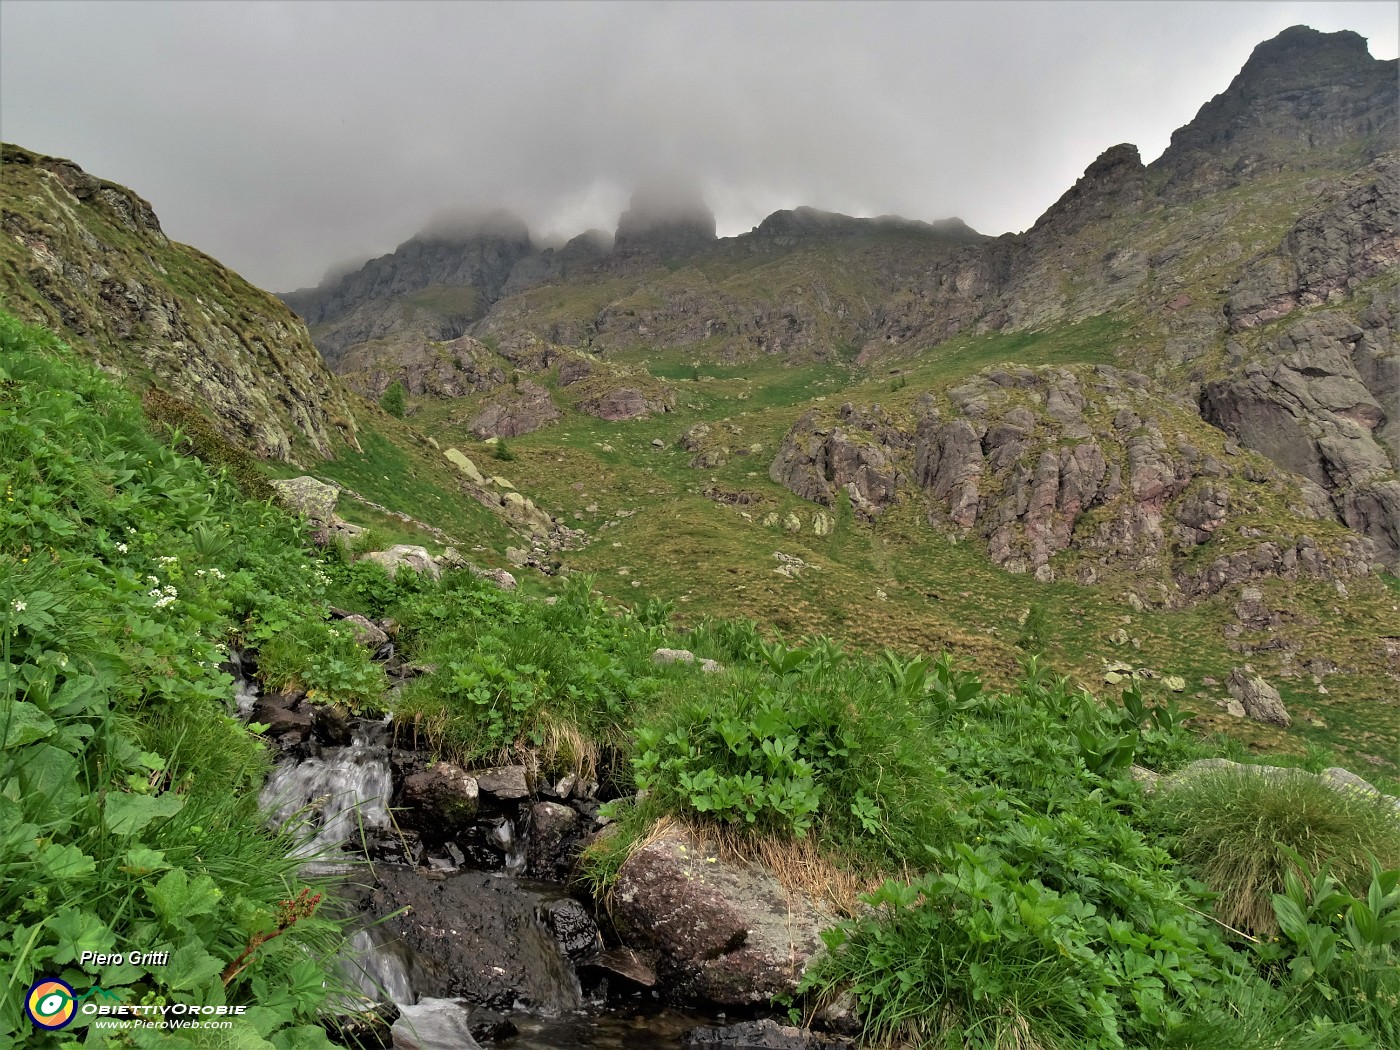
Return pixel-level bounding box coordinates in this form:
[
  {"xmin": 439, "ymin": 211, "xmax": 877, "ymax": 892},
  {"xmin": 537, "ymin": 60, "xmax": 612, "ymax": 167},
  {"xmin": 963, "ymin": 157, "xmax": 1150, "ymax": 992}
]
[{"xmin": 245, "ymin": 668, "xmax": 733, "ymax": 1050}]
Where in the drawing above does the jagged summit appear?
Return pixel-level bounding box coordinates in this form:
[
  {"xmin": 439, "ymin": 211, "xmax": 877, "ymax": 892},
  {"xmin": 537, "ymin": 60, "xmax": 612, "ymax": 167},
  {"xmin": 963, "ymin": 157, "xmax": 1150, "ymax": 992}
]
[
  {"xmin": 1029, "ymin": 143, "xmax": 1146, "ymax": 236},
  {"xmin": 412, "ymin": 207, "xmax": 532, "ymax": 247},
  {"xmin": 1152, "ymin": 25, "xmax": 1397, "ymax": 197},
  {"xmin": 613, "ymin": 178, "xmax": 717, "ymax": 256}
]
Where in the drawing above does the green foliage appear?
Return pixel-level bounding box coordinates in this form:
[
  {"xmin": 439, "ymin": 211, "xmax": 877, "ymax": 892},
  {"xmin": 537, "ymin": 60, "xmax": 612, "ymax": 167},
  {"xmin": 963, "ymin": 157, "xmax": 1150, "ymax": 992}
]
[
  {"xmin": 378, "ymin": 380, "xmax": 406, "ymax": 419},
  {"xmin": 492, "ymin": 438, "xmax": 514, "ymax": 461},
  {"xmin": 256, "ymin": 616, "xmax": 386, "ymax": 710},
  {"xmin": 1016, "ymin": 601, "xmax": 1049, "ymax": 652},
  {"xmin": 1257, "ymin": 855, "xmax": 1400, "ymax": 1044},
  {"xmin": 141, "ymin": 387, "xmax": 276, "ymax": 503},
  {"xmin": 0, "ymin": 312, "xmax": 351, "ymax": 1045},
  {"xmin": 1154, "ymin": 766, "xmax": 1400, "ymax": 935}
]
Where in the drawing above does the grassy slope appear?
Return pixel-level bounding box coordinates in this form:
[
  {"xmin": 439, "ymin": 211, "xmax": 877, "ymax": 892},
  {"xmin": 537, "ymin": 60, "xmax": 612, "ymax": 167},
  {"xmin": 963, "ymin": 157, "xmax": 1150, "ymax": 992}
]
[{"xmin": 354, "ymin": 300, "xmax": 1400, "ymax": 789}]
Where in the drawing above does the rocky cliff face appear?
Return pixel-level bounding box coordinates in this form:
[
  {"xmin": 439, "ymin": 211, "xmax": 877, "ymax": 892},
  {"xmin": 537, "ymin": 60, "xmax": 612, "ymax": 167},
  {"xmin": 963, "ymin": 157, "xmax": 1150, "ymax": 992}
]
[
  {"xmin": 1152, "ymin": 26, "xmax": 1398, "ymax": 199},
  {"xmin": 771, "ymin": 364, "xmax": 1379, "ymax": 597},
  {"xmin": 0, "ymin": 144, "xmax": 358, "ymax": 460}
]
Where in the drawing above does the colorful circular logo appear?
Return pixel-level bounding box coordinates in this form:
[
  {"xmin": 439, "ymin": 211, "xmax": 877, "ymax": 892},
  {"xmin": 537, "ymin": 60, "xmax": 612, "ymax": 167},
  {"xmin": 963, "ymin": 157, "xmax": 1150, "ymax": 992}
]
[{"xmin": 26, "ymin": 978, "xmax": 76, "ymax": 1030}]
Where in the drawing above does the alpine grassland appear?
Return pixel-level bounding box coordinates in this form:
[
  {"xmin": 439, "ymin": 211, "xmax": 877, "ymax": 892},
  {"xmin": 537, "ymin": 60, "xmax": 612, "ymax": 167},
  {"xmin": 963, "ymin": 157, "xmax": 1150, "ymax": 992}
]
[{"xmin": 4, "ymin": 308, "xmax": 1398, "ymax": 1047}]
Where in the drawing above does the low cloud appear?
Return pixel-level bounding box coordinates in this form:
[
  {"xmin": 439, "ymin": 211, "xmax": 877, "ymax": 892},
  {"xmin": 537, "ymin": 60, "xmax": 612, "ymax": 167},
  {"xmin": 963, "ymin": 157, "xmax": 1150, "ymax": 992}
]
[{"xmin": 2, "ymin": 1, "xmax": 1394, "ymax": 291}]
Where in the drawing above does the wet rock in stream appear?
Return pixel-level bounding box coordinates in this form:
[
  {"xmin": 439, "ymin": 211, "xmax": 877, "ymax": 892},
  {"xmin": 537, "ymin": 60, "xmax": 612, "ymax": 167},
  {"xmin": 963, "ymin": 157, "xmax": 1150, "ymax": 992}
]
[{"xmin": 356, "ymin": 866, "xmax": 595, "ymax": 1013}]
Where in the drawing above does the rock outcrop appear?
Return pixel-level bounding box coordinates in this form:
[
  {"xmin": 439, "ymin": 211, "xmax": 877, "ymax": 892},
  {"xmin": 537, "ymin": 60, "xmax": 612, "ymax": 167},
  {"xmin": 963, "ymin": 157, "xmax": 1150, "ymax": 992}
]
[
  {"xmin": 338, "ymin": 334, "xmax": 507, "ymax": 401},
  {"xmin": 467, "ymin": 380, "xmax": 561, "ymax": 438},
  {"xmin": 771, "ymin": 364, "xmax": 1379, "ymax": 593},
  {"xmin": 0, "ymin": 144, "xmax": 359, "ymax": 460},
  {"xmin": 1204, "ymin": 291, "xmax": 1400, "ymax": 566},
  {"xmin": 577, "ymin": 385, "xmax": 674, "ymax": 421},
  {"xmin": 769, "ymin": 406, "xmax": 904, "ymax": 514}
]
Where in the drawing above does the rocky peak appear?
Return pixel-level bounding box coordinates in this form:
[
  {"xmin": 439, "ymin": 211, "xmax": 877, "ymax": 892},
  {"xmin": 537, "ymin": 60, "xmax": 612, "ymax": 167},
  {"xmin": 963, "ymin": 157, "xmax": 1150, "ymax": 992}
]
[
  {"xmin": 1152, "ymin": 26, "xmax": 1397, "ymax": 197},
  {"xmin": 283, "ymin": 209, "xmax": 535, "ymax": 329},
  {"xmin": 614, "ymin": 179, "xmax": 716, "ymax": 257},
  {"xmin": 1029, "ymin": 143, "xmax": 1146, "ymax": 236}
]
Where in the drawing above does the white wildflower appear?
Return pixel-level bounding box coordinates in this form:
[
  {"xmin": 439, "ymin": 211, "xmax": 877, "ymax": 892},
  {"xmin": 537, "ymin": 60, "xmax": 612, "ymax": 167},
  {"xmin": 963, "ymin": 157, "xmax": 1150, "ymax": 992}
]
[
  {"xmin": 127, "ymin": 527, "xmax": 137, "ymax": 535},
  {"xmin": 10, "ymin": 599, "xmax": 25, "ymax": 613},
  {"xmin": 158, "ymin": 556, "xmax": 178, "ymax": 566},
  {"xmin": 146, "ymin": 575, "xmax": 160, "ymax": 585},
  {"xmin": 195, "ymin": 569, "xmax": 206, "ymax": 577},
  {"xmin": 116, "ymin": 543, "xmax": 128, "ymax": 554}
]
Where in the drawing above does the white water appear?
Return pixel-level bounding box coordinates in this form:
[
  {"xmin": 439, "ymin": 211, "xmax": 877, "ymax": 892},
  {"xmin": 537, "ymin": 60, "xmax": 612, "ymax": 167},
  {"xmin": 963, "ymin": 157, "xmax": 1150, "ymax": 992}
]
[
  {"xmin": 261, "ymin": 734, "xmax": 393, "ymax": 861},
  {"xmin": 341, "ymin": 926, "xmax": 416, "ymax": 1007},
  {"xmin": 490, "ymin": 818, "xmax": 529, "ymax": 876}
]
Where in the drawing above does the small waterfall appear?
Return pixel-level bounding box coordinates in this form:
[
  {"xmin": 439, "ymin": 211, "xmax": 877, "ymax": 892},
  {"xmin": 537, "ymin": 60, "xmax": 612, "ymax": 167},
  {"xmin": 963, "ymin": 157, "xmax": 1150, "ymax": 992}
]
[
  {"xmin": 234, "ymin": 676, "xmax": 258, "ymax": 721},
  {"xmin": 491, "ymin": 818, "xmax": 529, "ymax": 876},
  {"xmin": 261, "ymin": 733, "xmax": 393, "ymax": 861},
  {"xmin": 340, "ymin": 926, "xmax": 416, "ymax": 1007},
  {"xmin": 518, "ymin": 902, "xmax": 583, "ymax": 1015}
]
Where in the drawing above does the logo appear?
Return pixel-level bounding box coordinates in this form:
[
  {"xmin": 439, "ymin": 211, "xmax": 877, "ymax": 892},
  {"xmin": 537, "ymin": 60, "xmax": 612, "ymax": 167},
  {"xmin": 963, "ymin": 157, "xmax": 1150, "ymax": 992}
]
[{"xmin": 25, "ymin": 978, "xmax": 76, "ymax": 1030}]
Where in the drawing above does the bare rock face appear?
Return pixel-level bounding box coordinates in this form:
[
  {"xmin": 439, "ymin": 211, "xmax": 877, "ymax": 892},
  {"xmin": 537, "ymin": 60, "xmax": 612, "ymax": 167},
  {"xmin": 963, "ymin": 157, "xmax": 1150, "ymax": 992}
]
[
  {"xmin": 612, "ymin": 829, "xmax": 831, "ymax": 1006},
  {"xmin": 1152, "ymin": 26, "xmax": 1398, "ymax": 199},
  {"xmin": 1227, "ymin": 666, "xmax": 1291, "ymax": 726},
  {"xmin": 467, "ymin": 380, "xmax": 561, "ymax": 438},
  {"xmin": 578, "ymin": 386, "xmax": 673, "ymax": 421},
  {"xmin": 769, "ymin": 407, "xmax": 903, "ymax": 514},
  {"xmin": 1224, "ymin": 158, "xmax": 1399, "ymax": 332},
  {"xmin": 1028, "ymin": 143, "xmax": 1147, "ymax": 239},
  {"xmin": 1203, "ymin": 295, "xmax": 1400, "ymax": 566}
]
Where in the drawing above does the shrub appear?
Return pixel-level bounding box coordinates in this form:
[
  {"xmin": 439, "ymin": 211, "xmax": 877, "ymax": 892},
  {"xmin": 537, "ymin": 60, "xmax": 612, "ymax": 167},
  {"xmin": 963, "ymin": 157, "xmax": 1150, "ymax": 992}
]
[
  {"xmin": 493, "ymin": 438, "xmax": 514, "ymax": 461},
  {"xmin": 1154, "ymin": 766, "xmax": 1400, "ymax": 935},
  {"xmin": 378, "ymin": 379, "xmax": 406, "ymax": 418}
]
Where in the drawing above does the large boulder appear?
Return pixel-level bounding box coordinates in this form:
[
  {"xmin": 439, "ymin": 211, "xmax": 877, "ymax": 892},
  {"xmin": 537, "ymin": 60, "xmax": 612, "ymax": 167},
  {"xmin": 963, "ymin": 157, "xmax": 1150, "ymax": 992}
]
[
  {"xmin": 270, "ymin": 476, "xmax": 339, "ymax": 523},
  {"xmin": 361, "ymin": 545, "xmax": 442, "ymax": 580},
  {"xmin": 612, "ymin": 828, "xmax": 831, "ymax": 1006},
  {"xmin": 1227, "ymin": 666, "xmax": 1292, "ymax": 726}
]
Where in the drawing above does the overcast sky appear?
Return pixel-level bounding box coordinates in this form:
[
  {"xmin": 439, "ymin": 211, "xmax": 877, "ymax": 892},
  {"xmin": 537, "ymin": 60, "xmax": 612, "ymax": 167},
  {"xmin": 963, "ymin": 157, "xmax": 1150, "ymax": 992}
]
[{"xmin": 2, "ymin": 1, "xmax": 1395, "ymax": 292}]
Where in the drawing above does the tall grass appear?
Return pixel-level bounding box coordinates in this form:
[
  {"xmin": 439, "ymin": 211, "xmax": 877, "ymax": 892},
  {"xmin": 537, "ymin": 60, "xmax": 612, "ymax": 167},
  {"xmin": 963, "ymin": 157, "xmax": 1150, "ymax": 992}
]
[{"xmin": 1155, "ymin": 767, "xmax": 1400, "ymax": 935}]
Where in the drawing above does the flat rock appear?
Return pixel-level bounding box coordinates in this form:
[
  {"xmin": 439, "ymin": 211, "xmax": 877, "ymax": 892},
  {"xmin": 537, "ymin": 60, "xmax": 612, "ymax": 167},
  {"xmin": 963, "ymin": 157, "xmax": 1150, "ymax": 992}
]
[{"xmin": 474, "ymin": 765, "xmax": 530, "ymax": 801}]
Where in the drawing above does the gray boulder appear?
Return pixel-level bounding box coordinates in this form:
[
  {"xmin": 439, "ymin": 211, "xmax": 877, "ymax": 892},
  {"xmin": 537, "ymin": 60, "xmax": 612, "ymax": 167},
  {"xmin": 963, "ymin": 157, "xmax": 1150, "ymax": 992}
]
[
  {"xmin": 1227, "ymin": 666, "xmax": 1292, "ymax": 726},
  {"xmin": 612, "ymin": 828, "xmax": 831, "ymax": 1006},
  {"xmin": 361, "ymin": 545, "xmax": 442, "ymax": 580},
  {"xmin": 270, "ymin": 476, "xmax": 339, "ymax": 523}
]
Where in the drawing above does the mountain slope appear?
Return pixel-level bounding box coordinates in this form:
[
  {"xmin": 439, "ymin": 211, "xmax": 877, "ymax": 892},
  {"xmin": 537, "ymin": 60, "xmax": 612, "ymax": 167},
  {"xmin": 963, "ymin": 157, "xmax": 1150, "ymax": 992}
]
[{"xmin": 0, "ymin": 144, "xmax": 360, "ymax": 459}]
